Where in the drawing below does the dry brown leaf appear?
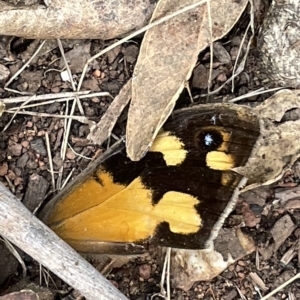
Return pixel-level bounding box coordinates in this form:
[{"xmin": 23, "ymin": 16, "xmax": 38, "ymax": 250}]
[
  {"xmin": 0, "ymin": 0, "xmax": 155, "ymax": 39},
  {"xmin": 235, "ymin": 89, "xmax": 300, "ymax": 188},
  {"xmin": 126, "ymin": 0, "xmax": 248, "ymax": 161},
  {"xmin": 171, "ymin": 228, "xmax": 255, "ymax": 291}
]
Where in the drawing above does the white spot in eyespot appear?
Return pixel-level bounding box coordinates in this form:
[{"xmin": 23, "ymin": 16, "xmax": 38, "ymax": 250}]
[{"xmin": 204, "ymin": 133, "xmax": 213, "ymax": 146}]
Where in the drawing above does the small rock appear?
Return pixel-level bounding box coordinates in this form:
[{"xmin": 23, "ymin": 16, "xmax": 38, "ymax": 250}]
[
  {"xmin": 14, "ymin": 177, "xmax": 23, "ymax": 186},
  {"xmin": 79, "ymin": 125, "xmax": 90, "ymax": 138},
  {"xmin": 26, "ymin": 121, "xmax": 33, "ymax": 128},
  {"xmin": 192, "ymin": 64, "xmax": 219, "ymax": 89},
  {"xmin": 223, "ymin": 289, "xmax": 238, "ymax": 300},
  {"xmin": 228, "ymin": 265, "xmax": 235, "ymax": 272},
  {"xmin": 230, "ymin": 47, "xmax": 240, "ymax": 61},
  {"xmin": 138, "ymin": 264, "xmax": 151, "ymax": 280},
  {"xmin": 20, "ymin": 70, "xmax": 43, "ymax": 93},
  {"xmin": 26, "ymin": 160, "xmax": 38, "ymax": 170},
  {"xmin": 23, "ymin": 174, "xmax": 49, "ymax": 212},
  {"xmin": 60, "ymin": 43, "xmax": 91, "ymax": 73},
  {"xmin": 101, "ymin": 80, "xmax": 122, "ymax": 95},
  {"xmin": 30, "ymin": 138, "xmax": 47, "ymax": 156},
  {"xmin": 17, "ymin": 153, "xmax": 29, "ymax": 169},
  {"xmin": 0, "ymin": 64, "xmax": 10, "ymax": 81},
  {"xmin": 0, "ymin": 162, "xmax": 8, "ymax": 176},
  {"xmin": 46, "ymin": 102, "xmax": 61, "ymax": 114},
  {"xmin": 52, "ymin": 154, "xmax": 63, "ymax": 170},
  {"xmin": 107, "ymin": 45, "xmax": 122, "ymax": 64},
  {"xmin": 85, "ymin": 106, "xmax": 95, "ymax": 117},
  {"xmin": 82, "ymin": 78, "xmax": 100, "ymax": 91},
  {"xmin": 122, "ymin": 45, "xmax": 139, "ymax": 64},
  {"xmin": 7, "ymin": 170, "xmax": 16, "ymax": 180},
  {"xmin": 66, "ymin": 149, "xmax": 76, "ymax": 160},
  {"xmin": 50, "ymin": 86, "xmax": 60, "ymax": 93},
  {"xmin": 8, "ymin": 142, "xmax": 22, "ymax": 157},
  {"xmin": 213, "ymin": 42, "xmax": 231, "ymax": 64},
  {"xmin": 217, "ymin": 73, "xmax": 227, "ymax": 82},
  {"xmin": 93, "ymin": 69, "xmax": 101, "ymax": 77},
  {"xmin": 21, "ymin": 140, "xmax": 29, "ymax": 148}
]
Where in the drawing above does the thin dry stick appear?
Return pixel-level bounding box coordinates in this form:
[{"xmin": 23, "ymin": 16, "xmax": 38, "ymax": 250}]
[
  {"xmin": 57, "ymin": 39, "xmax": 86, "ymax": 161},
  {"xmin": 199, "ymin": 21, "xmax": 252, "ymax": 99},
  {"xmin": 61, "ymin": 100, "xmax": 77, "ymax": 161},
  {"xmin": 155, "ymin": 248, "xmax": 169, "ymax": 299},
  {"xmin": 41, "ymin": 267, "xmax": 59, "ymax": 290},
  {"xmin": 231, "ymin": 0, "xmax": 255, "ymax": 92},
  {"xmin": 3, "ymin": 95, "xmax": 40, "ymax": 132},
  {"xmin": 166, "ymin": 247, "xmax": 171, "ymax": 300},
  {"xmin": 2, "ymin": 91, "xmax": 91, "ymax": 104},
  {"xmin": 61, "ymin": 98, "xmax": 70, "ymax": 160},
  {"xmin": 56, "ymin": 39, "xmax": 76, "ymax": 93},
  {"xmin": 56, "ymin": 166, "xmax": 64, "ymax": 191},
  {"xmin": 228, "ymin": 87, "xmax": 283, "ymax": 103},
  {"xmin": 2, "ymin": 236, "xmax": 27, "ymax": 278},
  {"xmin": 235, "ymin": 285, "xmax": 247, "ymax": 300},
  {"xmin": 206, "ymin": 0, "xmax": 214, "ymax": 100},
  {"xmin": 67, "ymin": 142, "xmax": 92, "ymax": 160},
  {"xmin": 6, "ymin": 97, "xmax": 74, "ymax": 110},
  {"xmin": 77, "ymin": 0, "xmax": 207, "ymax": 91},
  {"xmin": 60, "ymin": 167, "xmax": 74, "ymax": 190},
  {"xmin": 259, "ymin": 272, "xmax": 300, "ymax": 300},
  {"xmin": 4, "ymin": 110, "xmax": 91, "ymax": 124},
  {"xmin": 57, "ymin": 38, "xmax": 85, "ymax": 117},
  {"xmin": 6, "ymin": 92, "xmax": 112, "ymax": 110},
  {"xmin": 44, "ymin": 66, "xmax": 66, "ymax": 77},
  {"xmin": 45, "ymin": 132, "xmax": 55, "ymax": 191},
  {"xmin": 5, "ymin": 40, "xmax": 46, "ymax": 93}
]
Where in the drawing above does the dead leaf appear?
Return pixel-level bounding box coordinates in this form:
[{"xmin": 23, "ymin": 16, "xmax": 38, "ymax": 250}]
[
  {"xmin": 0, "ymin": 0, "xmax": 156, "ymax": 39},
  {"xmin": 171, "ymin": 228, "xmax": 255, "ymax": 291},
  {"xmin": 235, "ymin": 89, "xmax": 300, "ymax": 188},
  {"xmin": 259, "ymin": 214, "xmax": 296, "ymax": 260},
  {"xmin": 126, "ymin": 0, "xmax": 248, "ymax": 160}
]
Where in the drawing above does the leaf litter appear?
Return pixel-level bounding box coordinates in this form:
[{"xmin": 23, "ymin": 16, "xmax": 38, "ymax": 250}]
[{"xmin": 1, "ymin": 0, "xmax": 300, "ymax": 298}]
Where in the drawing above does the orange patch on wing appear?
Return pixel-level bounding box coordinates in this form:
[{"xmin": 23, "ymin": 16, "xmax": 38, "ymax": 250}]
[
  {"xmin": 48, "ymin": 172, "xmax": 201, "ymax": 244},
  {"xmin": 47, "ymin": 171, "xmax": 125, "ymax": 224},
  {"xmin": 206, "ymin": 151, "xmax": 235, "ymax": 170}
]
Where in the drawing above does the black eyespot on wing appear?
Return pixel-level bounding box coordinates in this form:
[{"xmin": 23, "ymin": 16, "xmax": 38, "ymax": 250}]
[{"xmin": 195, "ymin": 129, "xmax": 223, "ymax": 151}]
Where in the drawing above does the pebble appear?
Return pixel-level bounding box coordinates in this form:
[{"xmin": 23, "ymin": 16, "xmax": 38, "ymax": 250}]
[
  {"xmin": 8, "ymin": 142, "xmax": 22, "ymax": 157},
  {"xmin": 0, "ymin": 163, "xmax": 8, "ymax": 176},
  {"xmin": 30, "ymin": 138, "xmax": 47, "ymax": 156},
  {"xmin": 138, "ymin": 264, "xmax": 151, "ymax": 280}
]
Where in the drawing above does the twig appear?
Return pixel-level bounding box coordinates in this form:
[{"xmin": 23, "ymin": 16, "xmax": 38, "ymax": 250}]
[
  {"xmin": 0, "ymin": 182, "xmax": 128, "ymax": 300},
  {"xmin": 259, "ymin": 272, "xmax": 300, "ymax": 300},
  {"xmin": 206, "ymin": 0, "xmax": 214, "ymax": 100},
  {"xmin": 45, "ymin": 132, "xmax": 55, "ymax": 191},
  {"xmin": 4, "ymin": 110, "xmax": 91, "ymax": 124},
  {"xmin": 2, "ymin": 236, "xmax": 27, "ymax": 278},
  {"xmin": 228, "ymin": 86, "xmax": 283, "ymax": 103},
  {"xmin": 2, "ymin": 91, "xmax": 91, "ymax": 104}
]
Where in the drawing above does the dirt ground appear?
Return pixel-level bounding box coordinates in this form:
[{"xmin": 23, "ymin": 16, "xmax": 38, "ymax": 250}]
[{"xmin": 1, "ymin": 0, "xmax": 300, "ymax": 299}]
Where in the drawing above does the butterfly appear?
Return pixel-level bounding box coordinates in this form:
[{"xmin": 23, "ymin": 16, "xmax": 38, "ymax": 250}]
[{"xmin": 40, "ymin": 103, "xmax": 260, "ymax": 254}]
